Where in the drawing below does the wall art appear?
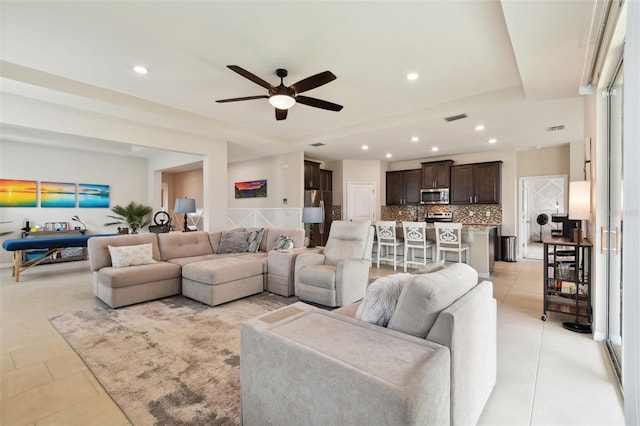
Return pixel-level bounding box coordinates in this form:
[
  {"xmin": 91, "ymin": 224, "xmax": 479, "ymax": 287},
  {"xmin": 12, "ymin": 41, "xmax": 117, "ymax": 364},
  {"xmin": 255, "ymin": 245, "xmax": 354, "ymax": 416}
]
[
  {"xmin": 40, "ymin": 181, "xmax": 76, "ymax": 208},
  {"xmin": 0, "ymin": 179, "xmax": 37, "ymax": 207},
  {"xmin": 78, "ymin": 183, "xmax": 110, "ymax": 208},
  {"xmin": 235, "ymin": 180, "xmax": 267, "ymax": 199}
]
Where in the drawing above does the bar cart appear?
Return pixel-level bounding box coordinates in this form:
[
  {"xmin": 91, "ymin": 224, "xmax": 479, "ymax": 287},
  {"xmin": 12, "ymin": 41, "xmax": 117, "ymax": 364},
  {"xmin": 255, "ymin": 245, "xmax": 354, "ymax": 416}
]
[{"xmin": 541, "ymin": 237, "xmax": 592, "ymax": 333}]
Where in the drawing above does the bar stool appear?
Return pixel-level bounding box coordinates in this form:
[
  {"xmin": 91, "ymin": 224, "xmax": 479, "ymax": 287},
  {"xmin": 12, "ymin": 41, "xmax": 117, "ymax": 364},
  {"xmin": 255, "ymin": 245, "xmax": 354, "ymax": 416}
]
[
  {"xmin": 402, "ymin": 221, "xmax": 435, "ymax": 272},
  {"xmin": 434, "ymin": 222, "xmax": 470, "ymax": 263},
  {"xmin": 374, "ymin": 221, "xmax": 403, "ymax": 270}
]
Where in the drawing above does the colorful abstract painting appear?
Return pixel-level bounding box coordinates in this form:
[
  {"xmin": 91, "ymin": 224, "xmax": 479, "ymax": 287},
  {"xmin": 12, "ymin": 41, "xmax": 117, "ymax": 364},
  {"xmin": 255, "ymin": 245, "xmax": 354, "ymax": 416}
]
[
  {"xmin": 0, "ymin": 179, "xmax": 37, "ymax": 207},
  {"xmin": 235, "ymin": 179, "xmax": 267, "ymax": 198},
  {"xmin": 40, "ymin": 181, "xmax": 76, "ymax": 207},
  {"xmin": 78, "ymin": 183, "xmax": 110, "ymax": 208}
]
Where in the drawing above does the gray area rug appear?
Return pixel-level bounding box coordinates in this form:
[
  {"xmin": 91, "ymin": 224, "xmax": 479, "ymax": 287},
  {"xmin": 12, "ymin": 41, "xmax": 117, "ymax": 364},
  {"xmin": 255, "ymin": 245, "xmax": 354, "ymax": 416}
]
[{"xmin": 50, "ymin": 293, "xmax": 297, "ymax": 426}]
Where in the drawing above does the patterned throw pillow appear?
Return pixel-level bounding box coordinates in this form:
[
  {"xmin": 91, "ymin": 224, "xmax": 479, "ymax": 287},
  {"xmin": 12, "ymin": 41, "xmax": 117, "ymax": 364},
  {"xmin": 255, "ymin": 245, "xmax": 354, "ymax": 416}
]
[
  {"xmin": 247, "ymin": 228, "xmax": 265, "ymax": 253},
  {"xmin": 272, "ymin": 234, "xmax": 294, "ymax": 251},
  {"xmin": 218, "ymin": 231, "xmax": 249, "ymax": 254},
  {"xmin": 108, "ymin": 243, "xmax": 157, "ymax": 268}
]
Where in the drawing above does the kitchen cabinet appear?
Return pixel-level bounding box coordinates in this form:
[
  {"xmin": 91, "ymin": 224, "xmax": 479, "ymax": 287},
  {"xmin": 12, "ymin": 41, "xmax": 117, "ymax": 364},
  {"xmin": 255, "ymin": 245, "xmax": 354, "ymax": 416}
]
[
  {"xmin": 386, "ymin": 169, "xmax": 421, "ymax": 205},
  {"xmin": 304, "ymin": 160, "xmax": 321, "ymax": 190},
  {"xmin": 319, "ymin": 169, "xmax": 333, "ymax": 192},
  {"xmin": 421, "ymin": 160, "xmax": 453, "ymax": 189},
  {"xmin": 450, "ymin": 161, "xmax": 502, "ymax": 204}
]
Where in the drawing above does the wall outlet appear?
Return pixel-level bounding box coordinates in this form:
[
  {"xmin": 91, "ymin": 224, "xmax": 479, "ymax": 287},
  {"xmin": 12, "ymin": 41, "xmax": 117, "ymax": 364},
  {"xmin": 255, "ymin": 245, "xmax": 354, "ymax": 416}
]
[
  {"xmin": 283, "ymin": 197, "xmax": 288, "ymax": 204},
  {"xmin": 469, "ymin": 210, "xmax": 474, "ymax": 217},
  {"xmin": 486, "ymin": 211, "xmax": 491, "ymax": 217}
]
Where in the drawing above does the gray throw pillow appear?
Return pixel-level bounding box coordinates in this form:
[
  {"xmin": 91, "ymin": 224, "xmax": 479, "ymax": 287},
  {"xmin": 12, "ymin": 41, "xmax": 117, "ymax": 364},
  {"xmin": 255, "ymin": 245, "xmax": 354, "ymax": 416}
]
[
  {"xmin": 218, "ymin": 231, "xmax": 249, "ymax": 254},
  {"xmin": 272, "ymin": 234, "xmax": 294, "ymax": 250},
  {"xmin": 247, "ymin": 228, "xmax": 265, "ymax": 253},
  {"xmin": 355, "ymin": 273, "xmax": 412, "ymax": 326}
]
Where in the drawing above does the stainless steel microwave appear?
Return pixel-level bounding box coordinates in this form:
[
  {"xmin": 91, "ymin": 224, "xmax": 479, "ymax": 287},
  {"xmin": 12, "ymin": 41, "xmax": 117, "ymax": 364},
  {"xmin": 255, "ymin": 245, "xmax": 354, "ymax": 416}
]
[{"xmin": 420, "ymin": 188, "xmax": 449, "ymax": 204}]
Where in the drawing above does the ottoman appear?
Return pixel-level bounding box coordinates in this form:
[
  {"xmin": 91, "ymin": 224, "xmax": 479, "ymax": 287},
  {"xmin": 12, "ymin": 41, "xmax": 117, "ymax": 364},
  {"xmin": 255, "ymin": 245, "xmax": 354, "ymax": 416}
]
[{"xmin": 182, "ymin": 257, "xmax": 264, "ymax": 306}]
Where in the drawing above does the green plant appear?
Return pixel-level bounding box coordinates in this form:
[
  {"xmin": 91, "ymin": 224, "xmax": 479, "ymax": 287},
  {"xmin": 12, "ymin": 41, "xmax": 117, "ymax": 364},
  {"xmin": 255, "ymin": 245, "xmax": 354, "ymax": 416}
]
[{"xmin": 104, "ymin": 202, "xmax": 153, "ymax": 233}]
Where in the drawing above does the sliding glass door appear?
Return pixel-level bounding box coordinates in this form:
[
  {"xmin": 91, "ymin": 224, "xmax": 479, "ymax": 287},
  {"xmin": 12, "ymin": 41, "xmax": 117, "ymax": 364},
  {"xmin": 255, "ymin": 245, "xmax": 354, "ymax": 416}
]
[{"xmin": 605, "ymin": 55, "xmax": 623, "ymax": 381}]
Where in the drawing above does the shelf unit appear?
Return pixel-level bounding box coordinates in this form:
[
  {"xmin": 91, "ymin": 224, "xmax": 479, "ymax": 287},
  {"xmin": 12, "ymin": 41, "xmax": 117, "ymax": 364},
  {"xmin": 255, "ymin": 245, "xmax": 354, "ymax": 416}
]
[
  {"xmin": 20, "ymin": 230, "xmax": 87, "ymax": 265},
  {"xmin": 541, "ymin": 237, "xmax": 592, "ymax": 333}
]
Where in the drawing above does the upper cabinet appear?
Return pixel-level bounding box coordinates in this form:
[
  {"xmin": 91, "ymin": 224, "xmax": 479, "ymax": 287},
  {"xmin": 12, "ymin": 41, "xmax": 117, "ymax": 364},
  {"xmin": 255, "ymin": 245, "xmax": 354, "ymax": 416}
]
[
  {"xmin": 386, "ymin": 169, "xmax": 421, "ymax": 205},
  {"xmin": 450, "ymin": 161, "xmax": 502, "ymax": 204},
  {"xmin": 319, "ymin": 169, "xmax": 333, "ymax": 192},
  {"xmin": 421, "ymin": 160, "xmax": 453, "ymax": 189},
  {"xmin": 304, "ymin": 160, "xmax": 321, "ymax": 190}
]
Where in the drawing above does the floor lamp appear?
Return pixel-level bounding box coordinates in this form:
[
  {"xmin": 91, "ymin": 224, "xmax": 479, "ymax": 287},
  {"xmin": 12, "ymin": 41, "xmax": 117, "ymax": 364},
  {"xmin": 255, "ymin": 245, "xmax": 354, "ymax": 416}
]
[
  {"xmin": 174, "ymin": 198, "xmax": 196, "ymax": 232},
  {"xmin": 302, "ymin": 206, "xmax": 324, "ymax": 248}
]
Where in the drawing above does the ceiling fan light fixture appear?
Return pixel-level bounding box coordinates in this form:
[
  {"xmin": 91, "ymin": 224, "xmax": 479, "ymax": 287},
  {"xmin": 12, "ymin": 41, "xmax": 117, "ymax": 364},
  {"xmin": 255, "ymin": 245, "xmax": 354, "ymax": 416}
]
[{"xmin": 269, "ymin": 95, "xmax": 296, "ymax": 110}]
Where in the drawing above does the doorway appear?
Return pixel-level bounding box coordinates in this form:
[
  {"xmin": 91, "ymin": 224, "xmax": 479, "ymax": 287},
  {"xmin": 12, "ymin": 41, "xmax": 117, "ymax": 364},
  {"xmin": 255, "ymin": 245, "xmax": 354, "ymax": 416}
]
[
  {"xmin": 347, "ymin": 182, "xmax": 376, "ymax": 222},
  {"xmin": 519, "ymin": 176, "xmax": 566, "ymax": 259}
]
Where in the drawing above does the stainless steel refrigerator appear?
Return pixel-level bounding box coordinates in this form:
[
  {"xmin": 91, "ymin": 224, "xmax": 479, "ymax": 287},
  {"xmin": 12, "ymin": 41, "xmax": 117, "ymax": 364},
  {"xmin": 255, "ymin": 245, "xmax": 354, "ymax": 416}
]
[{"xmin": 304, "ymin": 190, "xmax": 333, "ymax": 246}]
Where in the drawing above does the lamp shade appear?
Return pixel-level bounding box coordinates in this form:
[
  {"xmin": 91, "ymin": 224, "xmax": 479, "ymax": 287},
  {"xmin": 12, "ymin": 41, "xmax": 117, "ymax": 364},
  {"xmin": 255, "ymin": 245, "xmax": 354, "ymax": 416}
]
[
  {"xmin": 568, "ymin": 181, "xmax": 590, "ymax": 220},
  {"xmin": 302, "ymin": 207, "xmax": 323, "ymax": 224},
  {"xmin": 269, "ymin": 95, "xmax": 296, "ymax": 110},
  {"xmin": 174, "ymin": 198, "xmax": 196, "ymax": 214}
]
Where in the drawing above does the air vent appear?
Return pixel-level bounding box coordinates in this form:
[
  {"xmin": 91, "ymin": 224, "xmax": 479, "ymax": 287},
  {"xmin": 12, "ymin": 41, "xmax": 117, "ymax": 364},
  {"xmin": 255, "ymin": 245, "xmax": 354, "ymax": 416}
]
[
  {"xmin": 310, "ymin": 142, "xmax": 325, "ymax": 147},
  {"xmin": 547, "ymin": 125, "xmax": 565, "ymax": 132},
  {"xmin": 444, "ymin": 113, "xmax": 468, "ymax": 122}
]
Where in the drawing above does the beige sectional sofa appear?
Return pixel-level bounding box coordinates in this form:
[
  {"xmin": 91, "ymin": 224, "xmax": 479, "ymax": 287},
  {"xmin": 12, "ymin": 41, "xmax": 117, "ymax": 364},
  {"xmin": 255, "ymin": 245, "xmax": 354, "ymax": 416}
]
[
  {"xmin": 241, "ymin": 263, "xmax": 497, "ymax": 426},
  {"xmin": 87, "ymin": 227, "xmax": 306, "ymax": 308}
]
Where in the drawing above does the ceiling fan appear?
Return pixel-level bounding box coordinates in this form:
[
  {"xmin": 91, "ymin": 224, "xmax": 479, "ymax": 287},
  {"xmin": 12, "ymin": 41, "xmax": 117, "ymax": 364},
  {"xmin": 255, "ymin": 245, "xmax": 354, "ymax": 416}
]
[{"xmin": 216, "ymin": 65, "xmax": 343, "ymax": 121}]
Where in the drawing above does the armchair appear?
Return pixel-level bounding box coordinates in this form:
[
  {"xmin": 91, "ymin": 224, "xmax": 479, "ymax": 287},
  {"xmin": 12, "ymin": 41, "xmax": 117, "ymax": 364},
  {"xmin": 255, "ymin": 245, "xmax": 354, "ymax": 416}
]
[{"xmin": 294, "ymin": 221, "xmax": 374, "ymax": 307}]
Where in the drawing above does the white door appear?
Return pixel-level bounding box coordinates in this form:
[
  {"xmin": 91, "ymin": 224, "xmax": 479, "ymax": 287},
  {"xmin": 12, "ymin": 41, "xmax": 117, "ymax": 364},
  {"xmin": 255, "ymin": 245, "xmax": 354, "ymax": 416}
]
[{"xmin": 347, "ymin": 182, "xmax": 376, "ymax": 222}]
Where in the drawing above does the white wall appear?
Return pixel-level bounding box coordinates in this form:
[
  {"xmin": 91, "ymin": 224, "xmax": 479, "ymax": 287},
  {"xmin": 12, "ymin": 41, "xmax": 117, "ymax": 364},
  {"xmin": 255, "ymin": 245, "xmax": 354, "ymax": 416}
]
[{"xmin": 0, "ymin": 139, "xmax": 148, "ymax": 264}]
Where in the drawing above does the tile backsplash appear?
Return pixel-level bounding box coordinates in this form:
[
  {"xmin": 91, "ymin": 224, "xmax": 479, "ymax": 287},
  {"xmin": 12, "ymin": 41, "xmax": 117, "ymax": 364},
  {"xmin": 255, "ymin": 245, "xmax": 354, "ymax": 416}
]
[{"xmin": 381, "ymin": 204, "xmax": 502, "ymax": 225}]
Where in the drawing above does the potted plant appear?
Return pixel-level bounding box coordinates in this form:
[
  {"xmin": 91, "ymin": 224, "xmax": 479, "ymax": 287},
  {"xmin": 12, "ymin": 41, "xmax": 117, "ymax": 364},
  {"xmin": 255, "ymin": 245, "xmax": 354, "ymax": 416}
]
[{"xmin": 104, "ymin": 201, "xmax": 153, "ymax": 234}]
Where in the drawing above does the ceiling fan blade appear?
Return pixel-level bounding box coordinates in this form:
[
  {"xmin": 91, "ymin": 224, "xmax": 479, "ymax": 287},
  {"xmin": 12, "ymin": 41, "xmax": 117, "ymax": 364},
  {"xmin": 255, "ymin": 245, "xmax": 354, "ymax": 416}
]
[
  {"xmin": 215, "ymin": 95, "xmax": 269, "ymax": 103},
  {"xmin": 289, "ymin": 71, "xmax": 336, "ymax": 94},
  {"xmin": 296, "ymin": 95, "xmax": 343, "ymax": 111},
  {"xmin": 227, "ymin": 65, "xmax": 274, "ymax": 90},
  {"xmin": 275, "ymin": 108, "xmax": 288, "ymax": 121}
]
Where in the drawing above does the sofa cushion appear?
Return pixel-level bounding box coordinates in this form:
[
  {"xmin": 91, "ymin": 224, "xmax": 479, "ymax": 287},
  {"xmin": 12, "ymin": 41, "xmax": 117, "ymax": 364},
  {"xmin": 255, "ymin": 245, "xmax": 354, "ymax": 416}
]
[
  {"xmin": 98, "ymin": 262, "xmax": 182, "ymax": 288},
  {"xmin": 108, "ymin": 243, "xmax": 156, "ymax": 268},
  {"xmin": 219, "ymin": 231, "xmax": 249, "ymax": 253},
  {"xmin": 182, "ymin": 257, "xmax": 263, "ymax": 284},
  {"xmin": 355, "ymin": 273, "xmax": 411, "ymax": 326},
  {"xmin": 157, "ymin": 231, "xmax": 214, "ymax": 260},
  {"xmin": 323, "ymin": 221, "xmax": 371, "ymax": 265},
  {"xmin": 387, "ymin": 263, "xmax": 478, "ymax": 338},
  {"xmin": 247, "ymin": 228, "xmax": 265, "ymax": 253}
]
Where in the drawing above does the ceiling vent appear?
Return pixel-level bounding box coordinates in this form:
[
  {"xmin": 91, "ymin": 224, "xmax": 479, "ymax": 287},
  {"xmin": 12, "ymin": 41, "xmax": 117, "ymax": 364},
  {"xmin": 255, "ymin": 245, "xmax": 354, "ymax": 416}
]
[
  {"xmin": 444, "ymin": 113, "xmax": 468, "ymax": 122},
  {"xmin": 548, "ymin": 125, "xmax": 565, "ymax": 132},
  {"xmin": 310, "ymin": 142, "xmax": 325, "ymax": 147}
]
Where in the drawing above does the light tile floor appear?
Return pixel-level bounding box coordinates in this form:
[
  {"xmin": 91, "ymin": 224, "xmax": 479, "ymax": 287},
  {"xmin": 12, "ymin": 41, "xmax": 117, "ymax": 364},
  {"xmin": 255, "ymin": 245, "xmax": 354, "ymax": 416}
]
[{"xmin": 0, "ymin": 259, "xmax": 624, "ymax": 425}]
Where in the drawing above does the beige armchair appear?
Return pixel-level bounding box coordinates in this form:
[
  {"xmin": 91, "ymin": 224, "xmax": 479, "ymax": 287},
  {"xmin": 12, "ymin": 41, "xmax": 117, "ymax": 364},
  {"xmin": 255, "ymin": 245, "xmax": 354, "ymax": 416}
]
[{"xmin": 294, "ymin": 221, "xmax": 374, "ymax": 307}]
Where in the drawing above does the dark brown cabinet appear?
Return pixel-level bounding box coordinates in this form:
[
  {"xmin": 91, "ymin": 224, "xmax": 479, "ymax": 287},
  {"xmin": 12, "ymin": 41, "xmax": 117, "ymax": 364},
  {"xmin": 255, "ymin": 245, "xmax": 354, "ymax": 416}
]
[
  {"xmin": 386, "ymin": 169, "xmax": 421, "ymax": 205},
  {"xmin": 304, "ymin": 160, "xmax": 321, "ymax": 190},
  {"xmin": 421, "ymin": 160, "xmax": 453, "ymax": 189},
  {"xmin": 450, "ymin": 161, "xmax": 502, "ymax": 204},
  {"xmin": 319, "ymin": 169, "xmax": 333, "ymax": 192}
]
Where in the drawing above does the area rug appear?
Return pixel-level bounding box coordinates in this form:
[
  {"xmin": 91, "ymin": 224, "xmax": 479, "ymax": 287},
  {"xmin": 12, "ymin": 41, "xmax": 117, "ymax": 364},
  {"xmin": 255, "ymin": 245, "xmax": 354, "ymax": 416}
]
[{"xmin": 49, "ymin": 293, "xmax": 297, "ymax": 426}]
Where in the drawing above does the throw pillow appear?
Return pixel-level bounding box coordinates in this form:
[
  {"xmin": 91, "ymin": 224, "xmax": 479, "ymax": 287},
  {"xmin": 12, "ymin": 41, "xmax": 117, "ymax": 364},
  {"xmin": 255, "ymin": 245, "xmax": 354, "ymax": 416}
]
[
  {"xmin": 355, "ymin": 273, "xmax": 412, "ymax": 326},
  {"xmin": 246, "ymin": 228, "xmax": 265, "ymax": 253},
  {"xmin": 413, "ymin": 260, "xmax": 446, "ymax": 274},
  {"xmin": 108, "ymin": 243, "xmax": 156, "ymax": 268},
  {"xmin": 218, "ymin": 231, "xmax": 249, "ymax": 254},
  {"xmin": 272, "ymin": 234, "xmax": 294, "ymax": 251}
]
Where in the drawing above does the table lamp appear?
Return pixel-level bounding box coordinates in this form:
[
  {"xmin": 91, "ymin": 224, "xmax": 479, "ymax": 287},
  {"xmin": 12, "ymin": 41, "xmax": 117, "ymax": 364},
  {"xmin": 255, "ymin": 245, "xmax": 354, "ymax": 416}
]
[
  {"xmin": 174, "ymin": 198, "xmax": 196, "ymax": 232},
  {"xmin": 568, "ymin": 181, "xmax": 590, "ymax": 242},
  {"xmin": 302, "ymin": 206, "xmax": 324, "ymax": 248}
]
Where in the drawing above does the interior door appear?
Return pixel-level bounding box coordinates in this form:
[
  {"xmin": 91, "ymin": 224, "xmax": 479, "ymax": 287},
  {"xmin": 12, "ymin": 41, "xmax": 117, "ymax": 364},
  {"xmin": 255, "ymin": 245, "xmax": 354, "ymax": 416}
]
[{"xmin": 347, "ymin": 182, "xmax": 376, "ymax": 222}]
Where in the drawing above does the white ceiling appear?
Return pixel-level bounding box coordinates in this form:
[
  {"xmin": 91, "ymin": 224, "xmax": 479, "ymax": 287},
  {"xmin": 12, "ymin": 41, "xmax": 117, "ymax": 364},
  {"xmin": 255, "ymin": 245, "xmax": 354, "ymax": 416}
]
[{"xmin": 0, "ymin": 1, "xmax": 595, "ymax": 164}]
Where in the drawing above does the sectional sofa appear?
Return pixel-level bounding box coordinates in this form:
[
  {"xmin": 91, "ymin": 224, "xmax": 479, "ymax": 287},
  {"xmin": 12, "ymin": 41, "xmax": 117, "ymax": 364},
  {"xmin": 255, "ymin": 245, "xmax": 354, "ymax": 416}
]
[{"xmin": 87, "ymin": 227, "xmax": 307, "ymax": 308}]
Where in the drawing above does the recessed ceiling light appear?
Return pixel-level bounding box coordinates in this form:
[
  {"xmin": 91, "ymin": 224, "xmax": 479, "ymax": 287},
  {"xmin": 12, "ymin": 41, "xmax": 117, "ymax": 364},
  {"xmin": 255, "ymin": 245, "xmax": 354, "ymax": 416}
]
[
  {"xmin": 385, "ymin": 153, "xmax": 392, "ymax": 158},
  {"xmin": 488, "ymin": 138, "xmax": 497, "ymax": 144},
  {"xmin": 432, "ymin": 147, "xmax": 439, "ymax": 152},
  {"xmin": 411, "ymin": 136, "xmax": 419, "ymax": 142},
  {"xmin": 361, "ymin": 145, "xmax": 369, "ymax": 150},
  {"xmin": 133, "ymin": 65, "xmax": 148, "ymax": 74},
  {"xmin": 475, "ymin": 124, "xmax": 485, "ymax": 131},
  {"xmin": 406, "ymin": 73, "xmax": 419, "ymax": 81}
]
